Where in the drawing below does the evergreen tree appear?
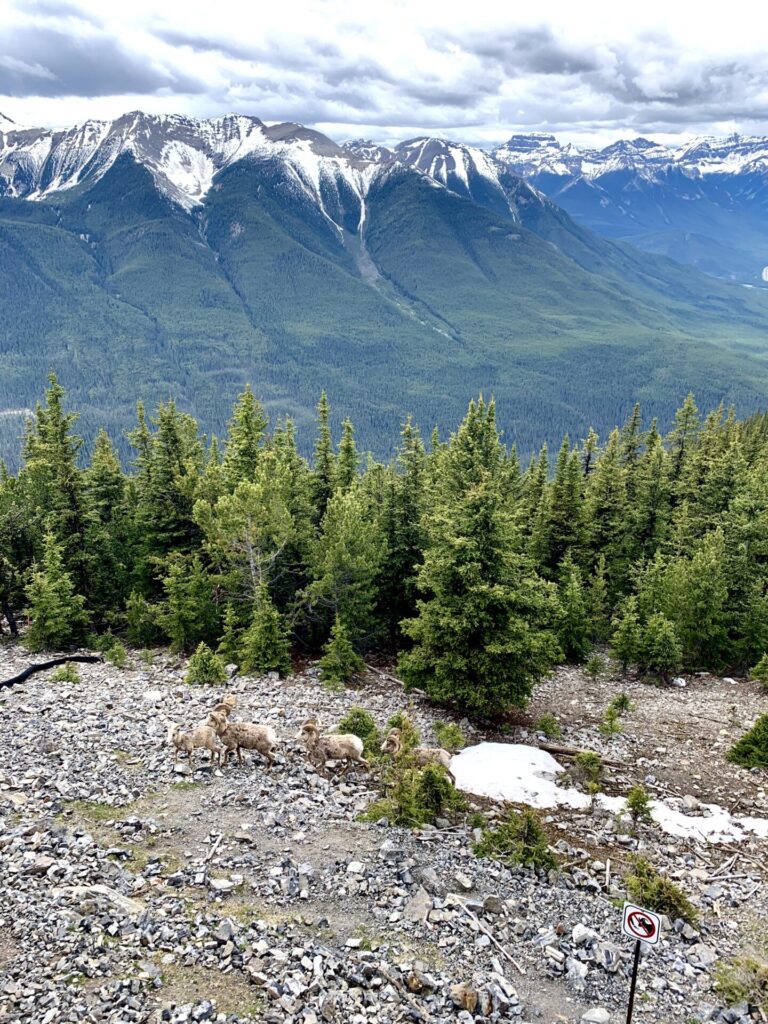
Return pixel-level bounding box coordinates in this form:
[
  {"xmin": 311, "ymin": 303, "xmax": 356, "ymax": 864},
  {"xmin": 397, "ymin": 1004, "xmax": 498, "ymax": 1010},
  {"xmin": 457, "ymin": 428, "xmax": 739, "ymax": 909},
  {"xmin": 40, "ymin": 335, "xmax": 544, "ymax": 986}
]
[
  {"xmin": 185, "ymin": 642, "xmax": 228, "ymax": 685},
  {"xmin": 610, "ymin": 596, "xmax": 642, "ymax": 672},
  {"xmin": 222, "ymin": 385, "xmax": 268, "ymax": 488},
  {"xmin": 25, "ymin": 531, "xmax": 89, "ymax": 651},
  {"xmin": 640, "ymin": 613, "xmax": 682, "ymax": 683},
  {"xmin": 667, "ymin": 393, "xmax": 700, "ymax": 490},
  {"xmin": 584, "ymin": 428, "xmax": 629, "ymax": 592},
  {"xmin": 581, "ymin": 427, "xmax": 599, "ymax": 477},
  {"xmin": 240, "ymin": 584, "xmax": 292, "ymax": 676},
  {"xmin": 83, "ymin": 429, "xmax": 131, "ymax": 624},
  {"xmin": 311, "ymin": 392, "xmax": 335, "ymax": 521},
  {"xmin": 217, "ymin": 602, "xmax": 242, "ymax": 665},
  {"xmin": 557, "ymin": 554, "xmax": 591, "ymax": 662},
  {"xmin": 319, "ymin": 615, "xmax": 365, "ymax": 685},
  {"xmin": 307, "ymin": 483, "xmax": 386, "ymax": 644},
  {"xmin": 399, "ymin": 399, "xmax": 560, "ymax": 716},
  {"xmin": 336, "ymin": 418, "xmax": 359, "ymax": 491},
  {"xmin": 158, "ymin": 554, "xmax": 219, "ymax": 652},
  {"xmin": 586, "ymin": 553, "xmax": 610, "ymax": 643}
]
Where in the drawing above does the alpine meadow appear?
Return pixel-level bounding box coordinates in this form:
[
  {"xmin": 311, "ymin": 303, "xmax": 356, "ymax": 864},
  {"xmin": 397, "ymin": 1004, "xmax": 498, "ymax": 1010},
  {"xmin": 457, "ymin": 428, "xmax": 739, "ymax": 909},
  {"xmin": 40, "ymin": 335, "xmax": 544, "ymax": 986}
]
[{"xmin": 2, "ymin": 6, "xmax": 768, "ymax": 1024}]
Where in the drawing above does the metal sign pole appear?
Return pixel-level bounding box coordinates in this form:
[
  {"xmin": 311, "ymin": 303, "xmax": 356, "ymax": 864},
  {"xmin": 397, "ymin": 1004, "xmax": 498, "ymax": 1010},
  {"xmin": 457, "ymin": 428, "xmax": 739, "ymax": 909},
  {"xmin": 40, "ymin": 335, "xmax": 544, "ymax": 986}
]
[{"xmin": 625, "ymin": 939, "xmax": 642, "ymax": 1024}]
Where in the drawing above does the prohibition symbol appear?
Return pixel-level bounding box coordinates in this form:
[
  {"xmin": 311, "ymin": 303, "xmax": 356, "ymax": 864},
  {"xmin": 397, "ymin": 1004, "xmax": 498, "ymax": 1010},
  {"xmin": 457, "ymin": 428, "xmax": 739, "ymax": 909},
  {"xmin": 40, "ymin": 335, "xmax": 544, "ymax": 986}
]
[{"xmin": 621, "ymin": 902, "xmax": 661, "ymax": 946}]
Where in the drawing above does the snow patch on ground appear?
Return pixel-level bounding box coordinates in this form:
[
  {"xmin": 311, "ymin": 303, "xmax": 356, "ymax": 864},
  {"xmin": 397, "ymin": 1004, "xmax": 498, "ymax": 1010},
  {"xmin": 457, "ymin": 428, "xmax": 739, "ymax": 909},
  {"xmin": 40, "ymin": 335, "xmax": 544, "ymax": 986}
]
[{"xmin": 452, "ymin": 742, "xmax": 768, "ymax": 845}]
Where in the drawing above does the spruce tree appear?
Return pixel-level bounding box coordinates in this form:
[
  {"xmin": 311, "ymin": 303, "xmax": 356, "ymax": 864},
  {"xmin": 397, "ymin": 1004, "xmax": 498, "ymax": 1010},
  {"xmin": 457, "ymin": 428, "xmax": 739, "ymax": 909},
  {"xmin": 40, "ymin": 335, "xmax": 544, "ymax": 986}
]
[
  {"xmin": 399, "ymin": 399, "xmax": 560, "ymax": 716},
  {"xmin": 336, "ymin": 418, "xmax": 359, "ymax": 492},
  {"xmin": 217, "ymin": 602, "xmax": 242, "ymax": 665},
  {"xmin": 557, "ymin": 554, "xmax": 591, "ymax": 662},
  {"xmin": 610, "ymin": 596, "xmax": 642, "ymax": 673},
  {"xmin": 222, "ymin": 385, "xmax": 268, "ymax": 488},
  {"xmin": 185, "ymin": 642, "xmax": 228, "ymax": 685},
  {"xmin": 158, "ymin": 554, "xmax": 219, "ymax": 652},
  {"xmin": 240, "ymin": 584, "xmax": 292, "ymax": 676},
  {"xmin": 25, "ymin": 531, "xmax": 89, "ymax": 652},
  {"xmin": 319, "ymin": 615, "xmax": 365, "ymax": 685},
  {"xmin": 586, "ymin": 553, "xmax": 610, "ymax": 643},
  {"xmin": 311, "ymin": 392, "xmax": 335, "ymax": 522},
  {"xmin": 641, "ymin": 613, "xmax": 683, "ymax": 683}
]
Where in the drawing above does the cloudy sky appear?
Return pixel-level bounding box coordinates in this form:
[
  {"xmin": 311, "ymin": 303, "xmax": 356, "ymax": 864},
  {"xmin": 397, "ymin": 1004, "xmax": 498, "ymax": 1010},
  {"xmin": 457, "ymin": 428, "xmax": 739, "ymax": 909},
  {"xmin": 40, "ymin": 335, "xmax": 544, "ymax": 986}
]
[{"xmin": 1, "ymin": 0, "xmax": 767, "ymax": 148}]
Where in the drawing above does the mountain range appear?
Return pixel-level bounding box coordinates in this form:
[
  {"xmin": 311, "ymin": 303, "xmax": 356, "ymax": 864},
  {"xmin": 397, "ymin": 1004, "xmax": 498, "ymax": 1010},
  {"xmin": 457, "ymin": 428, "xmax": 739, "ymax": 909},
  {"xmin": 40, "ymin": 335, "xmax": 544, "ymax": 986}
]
[{"xmin": 1, "ymin": 110, "xmax": 768, "ymax": 465}]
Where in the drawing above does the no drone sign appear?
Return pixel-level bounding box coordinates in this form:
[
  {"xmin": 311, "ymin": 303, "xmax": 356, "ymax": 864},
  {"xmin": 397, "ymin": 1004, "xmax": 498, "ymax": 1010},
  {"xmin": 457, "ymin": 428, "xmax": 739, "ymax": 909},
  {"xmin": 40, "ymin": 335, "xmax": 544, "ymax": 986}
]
[{"xmin": 621, "ymin": 902, "xmax": 661, "ymax": 945}]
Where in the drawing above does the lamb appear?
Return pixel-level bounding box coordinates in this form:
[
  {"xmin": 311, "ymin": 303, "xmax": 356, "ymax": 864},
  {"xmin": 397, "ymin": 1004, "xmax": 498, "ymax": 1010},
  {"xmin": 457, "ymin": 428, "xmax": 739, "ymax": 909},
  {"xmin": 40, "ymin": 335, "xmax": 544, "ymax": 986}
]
[
  {"xmin": 167, "ymin": 723, "xmax": 224, "ymax": 765},
  {"xmin": 380, "ymin": 727, "xmax": 455, "ymax": 784},
  {"xmin": 295, "ymin": 718, "xmax": 368, "ymax": 774},
  {"xmin": 208, "ymin": 710, "xmax": 278, "ymax": 768}
]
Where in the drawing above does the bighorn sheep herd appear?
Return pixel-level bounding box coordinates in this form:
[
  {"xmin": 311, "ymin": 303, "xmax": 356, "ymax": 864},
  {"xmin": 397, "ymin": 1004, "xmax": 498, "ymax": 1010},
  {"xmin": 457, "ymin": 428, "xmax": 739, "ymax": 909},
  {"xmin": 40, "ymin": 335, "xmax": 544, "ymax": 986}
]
[{"xmin": 167, "ymin": 697, "xmax": 455, "ymax": 779}]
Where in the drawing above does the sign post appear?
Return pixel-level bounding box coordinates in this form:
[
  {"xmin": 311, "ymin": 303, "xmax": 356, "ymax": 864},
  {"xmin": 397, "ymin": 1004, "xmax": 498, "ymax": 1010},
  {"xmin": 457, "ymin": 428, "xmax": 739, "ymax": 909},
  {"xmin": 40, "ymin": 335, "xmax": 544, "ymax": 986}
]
[{"xmin": 621, "ymin": 902, "xmax": 661, "ymax": 1024}]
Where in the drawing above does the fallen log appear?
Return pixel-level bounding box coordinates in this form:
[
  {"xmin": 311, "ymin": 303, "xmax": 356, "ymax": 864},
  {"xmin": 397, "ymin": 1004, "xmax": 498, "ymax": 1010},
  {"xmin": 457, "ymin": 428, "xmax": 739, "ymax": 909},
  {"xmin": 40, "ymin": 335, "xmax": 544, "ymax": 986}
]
[
  {"xmin": 537, "ymin": 742, "xmax": 623, "ymax": 768},
  {"xmin": 0, "ymin": 655, "xmax": 103, "ymax": 689}
]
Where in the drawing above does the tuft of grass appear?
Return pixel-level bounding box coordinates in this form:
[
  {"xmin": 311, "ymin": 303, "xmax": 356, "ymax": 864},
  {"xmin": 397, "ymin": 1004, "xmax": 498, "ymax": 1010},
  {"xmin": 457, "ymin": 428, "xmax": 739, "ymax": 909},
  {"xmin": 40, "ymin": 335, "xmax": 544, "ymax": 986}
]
[
  {"xmin": 473, "ymin": 808, "xmax": 556, "ymax": 872},
  {"xmin": 68, "ymin": 799, "xmax": 126, "ymax": 823},
  {"xmin": 535, "ymin": 713, "xmax": 561, "ymax": 739},
  {"xmin": 714, "ymin": 956, "xmax": 768, "ymax": 1012},
  {"xmin": 625, "ymin": 857, "xmax": 697, "ymax": 923},
  {"xmin": 433, "ymin": 721, "xmax": 466, "ymax": 752}
]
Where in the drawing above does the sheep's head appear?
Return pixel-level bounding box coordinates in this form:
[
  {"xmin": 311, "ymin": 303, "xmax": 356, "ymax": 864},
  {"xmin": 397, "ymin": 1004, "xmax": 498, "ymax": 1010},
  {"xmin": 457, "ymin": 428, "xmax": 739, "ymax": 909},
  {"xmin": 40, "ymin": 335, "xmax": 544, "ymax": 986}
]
[
  {"xmin": 296, "ymin": 719, "xmax": 319, "ymax": 743},
  {"xmin": 380, "ymin": 728, "xmax": 401, "ymax": 755},
  {"xmin": 166, "ymin": 722, "xmax": 181, "ymax": 743},
  {"xmin": 207, "ymin": 710, "xmax": 228, "ymax": 735}
]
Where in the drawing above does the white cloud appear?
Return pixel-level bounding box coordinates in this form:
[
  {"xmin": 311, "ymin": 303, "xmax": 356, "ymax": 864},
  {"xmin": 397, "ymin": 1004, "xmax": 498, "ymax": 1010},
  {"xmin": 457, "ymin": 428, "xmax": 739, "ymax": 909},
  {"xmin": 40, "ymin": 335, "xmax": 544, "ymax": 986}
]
[{"xmin": 1, "ymin": 0, "xmax": 767, "ymax": 147}]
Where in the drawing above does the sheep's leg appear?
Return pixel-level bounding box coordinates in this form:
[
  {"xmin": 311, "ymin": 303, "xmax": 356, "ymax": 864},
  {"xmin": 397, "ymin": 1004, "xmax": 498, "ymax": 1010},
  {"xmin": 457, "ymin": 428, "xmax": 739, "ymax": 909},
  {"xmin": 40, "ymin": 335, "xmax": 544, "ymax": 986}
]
[{"xmin": 237, "ymin": 746, "xmax": 243, "ymax": 767}]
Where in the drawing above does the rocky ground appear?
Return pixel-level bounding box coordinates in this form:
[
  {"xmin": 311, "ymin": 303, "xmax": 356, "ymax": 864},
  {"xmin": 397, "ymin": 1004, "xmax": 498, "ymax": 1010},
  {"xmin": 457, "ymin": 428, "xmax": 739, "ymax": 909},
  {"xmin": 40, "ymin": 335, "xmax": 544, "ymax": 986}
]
[{"xmin": 0, "ymin": 644, "xmax": 766, "ymax": 1024}]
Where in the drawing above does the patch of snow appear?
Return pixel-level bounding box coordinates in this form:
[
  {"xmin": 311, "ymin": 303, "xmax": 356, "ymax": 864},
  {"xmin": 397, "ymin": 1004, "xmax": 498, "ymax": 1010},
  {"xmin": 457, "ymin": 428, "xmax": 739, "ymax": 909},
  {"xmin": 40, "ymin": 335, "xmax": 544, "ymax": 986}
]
[{"xmin": 453, "ymin": 742, "xmax": 768, "ymax": 845}]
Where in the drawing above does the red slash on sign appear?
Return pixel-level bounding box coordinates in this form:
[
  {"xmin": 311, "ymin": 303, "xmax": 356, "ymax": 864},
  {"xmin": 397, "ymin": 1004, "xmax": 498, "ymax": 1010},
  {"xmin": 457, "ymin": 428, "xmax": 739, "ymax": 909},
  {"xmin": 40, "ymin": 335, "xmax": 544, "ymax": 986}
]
[{"xmin": 621, "ymin": 902, "xmax": 661, "ymax": 946}]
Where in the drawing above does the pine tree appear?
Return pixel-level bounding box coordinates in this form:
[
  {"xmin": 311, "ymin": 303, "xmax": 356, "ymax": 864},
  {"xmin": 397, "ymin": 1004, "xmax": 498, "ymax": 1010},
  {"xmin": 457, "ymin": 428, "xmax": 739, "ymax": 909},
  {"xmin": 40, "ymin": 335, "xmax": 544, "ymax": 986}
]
[
  {"xmin": 586, "ymin": 553, "xmax": 610, "ymax": 643},
  {"xmin": 311, "ymin": 392, "xmax": 335, "ymax": 522},
  {"xmin": 398, "ymin": 399, "xmax": 560, "ymax": 715},
  {"xmin": 158, "ymin": 554, "xmax": 219, "ymax": 652},
  {"xmin": 581, "ymin": 427, "xmax": 599, "ymax": 477},
  {"xmin": 25, "ymin": 531, "xmax": 89, "ymax": 652},
  {"xmin": 222, "ymin": 385, "xmax": 268, "ymax": 488},
  {"xmin": 610, "ymin": 596, "xmax": 642, "ymax": 673},
  {"xmin": 319, "ymin": 615, "xmax": 365, "ymax": 685},
  {"xmin": 307, "ymin": 483, "xmax": 386, "ymax": 645},
  {"xmin": 336, "ymin": 418, "xmax": 359, "ymax": 492},
  {"xmin": 640, "ymin": 613, "xmax": 682, "ymax": 683},
  {"xmin": 667, "ymin": 393, "xmax": 700, "ymax": 491},
  {"xmin": 185, "ymin": 642, "xmax": 228, "ymax": 685},
  {"xmin": 217, "ymin": 602, "xmax": 242, "ymax": 665},
  {"xmin": 239, "ymin": 584, "xmax": 292, "ymax": 676},
  {"xmin": 556, "ymin": 554, "xmax": 590, "ymax": 662},
  {"xmin": 83, "ymin": 429, "xmax": 131, "ymax": 624},
  {"xmin": 584, "ymin": 428, "xmax": 629, "ymax": 592}
]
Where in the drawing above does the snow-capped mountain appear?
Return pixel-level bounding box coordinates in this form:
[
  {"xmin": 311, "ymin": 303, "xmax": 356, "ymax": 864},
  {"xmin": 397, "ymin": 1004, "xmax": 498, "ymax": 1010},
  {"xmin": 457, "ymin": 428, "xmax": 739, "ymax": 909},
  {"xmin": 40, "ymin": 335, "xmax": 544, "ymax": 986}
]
[{"xmin": 492, "ymin": 133, "xmax": 768, "ymax": 283}]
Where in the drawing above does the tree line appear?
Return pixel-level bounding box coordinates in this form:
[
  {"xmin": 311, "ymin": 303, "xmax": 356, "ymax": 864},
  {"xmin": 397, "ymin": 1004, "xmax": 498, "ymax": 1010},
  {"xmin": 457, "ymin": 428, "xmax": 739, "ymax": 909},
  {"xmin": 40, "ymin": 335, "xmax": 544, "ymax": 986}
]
[{"xmin": 1, "ymin": 375, "xmax": 767, "ymax": 715}]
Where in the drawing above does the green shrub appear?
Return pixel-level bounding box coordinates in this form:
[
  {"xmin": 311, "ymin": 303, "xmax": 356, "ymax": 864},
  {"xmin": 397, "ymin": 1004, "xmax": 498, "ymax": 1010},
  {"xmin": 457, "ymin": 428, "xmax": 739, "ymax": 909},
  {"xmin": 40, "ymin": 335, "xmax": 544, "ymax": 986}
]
[
  {"xmin": 473, "ymin": 808, "xmax": 556, "ymax": 872},
  {"xmin": 714, "ymin": 956, "xmax": 768, "ymax": 1012},
  {"xmin": 105, "ymin": 639, "xmax": 128, "ymax": 668},
  {"xmin": 573, "ymin": 751, "xmax": 603, "ymax": 787},
  {"xmin": 625, "ymin": 857, "xmax": 697, "ymax": 923},
  {"xmin": 609, "ymin": 692, "xmax": 633, "ymax": 715},
  {"xmin": 319, "ymin": 616, "xmax": 365, "ymax": 687},
  {"xmin": 727, "ymin": 713, "xmax": 768, "ymax": 769},
  {"xmin": 585, "ymin": 653, "xmax": 605, "ymax": 680},
  {"xmin": 750, "ymin": 653, "xmax": 768, "ymax": 691},
  {"xmin": 239, "ymin": 587, "xmax": 292, "ymax": 677},
  {"xmin": 50, "ymin": 663, "xmax": 81, "ymax": 684},
  {"xmin": 385, "ymin": 710, "xmax": 421, "ymax": 751},
  {"xmin": 626, "ymin": 784, "xmax": 653, "ymax": 825},
  {"xmin": 433, "ymin": 721, "xmax": 466, "ymax": 752},
  {"xmin": 535, "ymin": 713, "xmax": 562, "ymax": 739},
  {"xmin": 186, "ymin": 642, "xmax": 228, "ymax": 685},
  {"xmin": 361, "ymin": 762, "xmax": 465, "ymax": 827},
  {"xmin": 337, "ymin": 707, "xmax": 381, "ymax": 757},
  {"xmin": 599, "ymin": 705, "xmax": 622, "ymax": 735}
]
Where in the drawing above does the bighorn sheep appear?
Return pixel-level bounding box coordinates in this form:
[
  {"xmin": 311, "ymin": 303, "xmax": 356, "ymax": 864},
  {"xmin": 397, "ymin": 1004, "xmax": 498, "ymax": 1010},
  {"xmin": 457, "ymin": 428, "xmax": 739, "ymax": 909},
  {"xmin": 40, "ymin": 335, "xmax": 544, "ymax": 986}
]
[
  {"xmin": 380, "ymin": 728, "xmax": 455, "ymax": 784},
  {"xmin": 167, "ymin": 723, "xmax": 224, "ymax": 765},
  {"xmin": 295, "ymin": 718, "xmax": 368, "ymax": 773},
  {"xmin": 208, "ymin": 710, "xmax": 278, "ymax": 767},
  {"xmin": 200, "ymin": 693, "xmax": 237, "ymax": 729}
]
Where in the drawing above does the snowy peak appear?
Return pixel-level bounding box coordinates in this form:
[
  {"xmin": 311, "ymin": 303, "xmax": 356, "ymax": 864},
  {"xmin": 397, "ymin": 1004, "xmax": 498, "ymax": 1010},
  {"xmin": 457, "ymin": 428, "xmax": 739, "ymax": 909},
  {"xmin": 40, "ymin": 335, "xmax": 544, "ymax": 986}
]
[{"xmin": 342, "ymin": 139, "xmax": 394, "ymax": 163}]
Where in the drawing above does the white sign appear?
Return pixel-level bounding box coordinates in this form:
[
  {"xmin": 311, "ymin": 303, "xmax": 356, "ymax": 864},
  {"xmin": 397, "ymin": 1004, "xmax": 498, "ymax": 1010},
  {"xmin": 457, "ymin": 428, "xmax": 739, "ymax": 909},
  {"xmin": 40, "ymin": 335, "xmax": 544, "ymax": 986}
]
[{"xmin": 621, "ymin": 902, "xmax": 661, "ymax": 945}]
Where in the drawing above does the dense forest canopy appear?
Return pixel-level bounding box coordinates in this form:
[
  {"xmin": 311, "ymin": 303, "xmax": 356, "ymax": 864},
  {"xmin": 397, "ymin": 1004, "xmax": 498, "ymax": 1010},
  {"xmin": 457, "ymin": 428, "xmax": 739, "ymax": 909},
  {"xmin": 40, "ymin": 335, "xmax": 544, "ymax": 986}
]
[{"xmin": 1, "ymin": 375, "xmax": 767, "ymax": 715}]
